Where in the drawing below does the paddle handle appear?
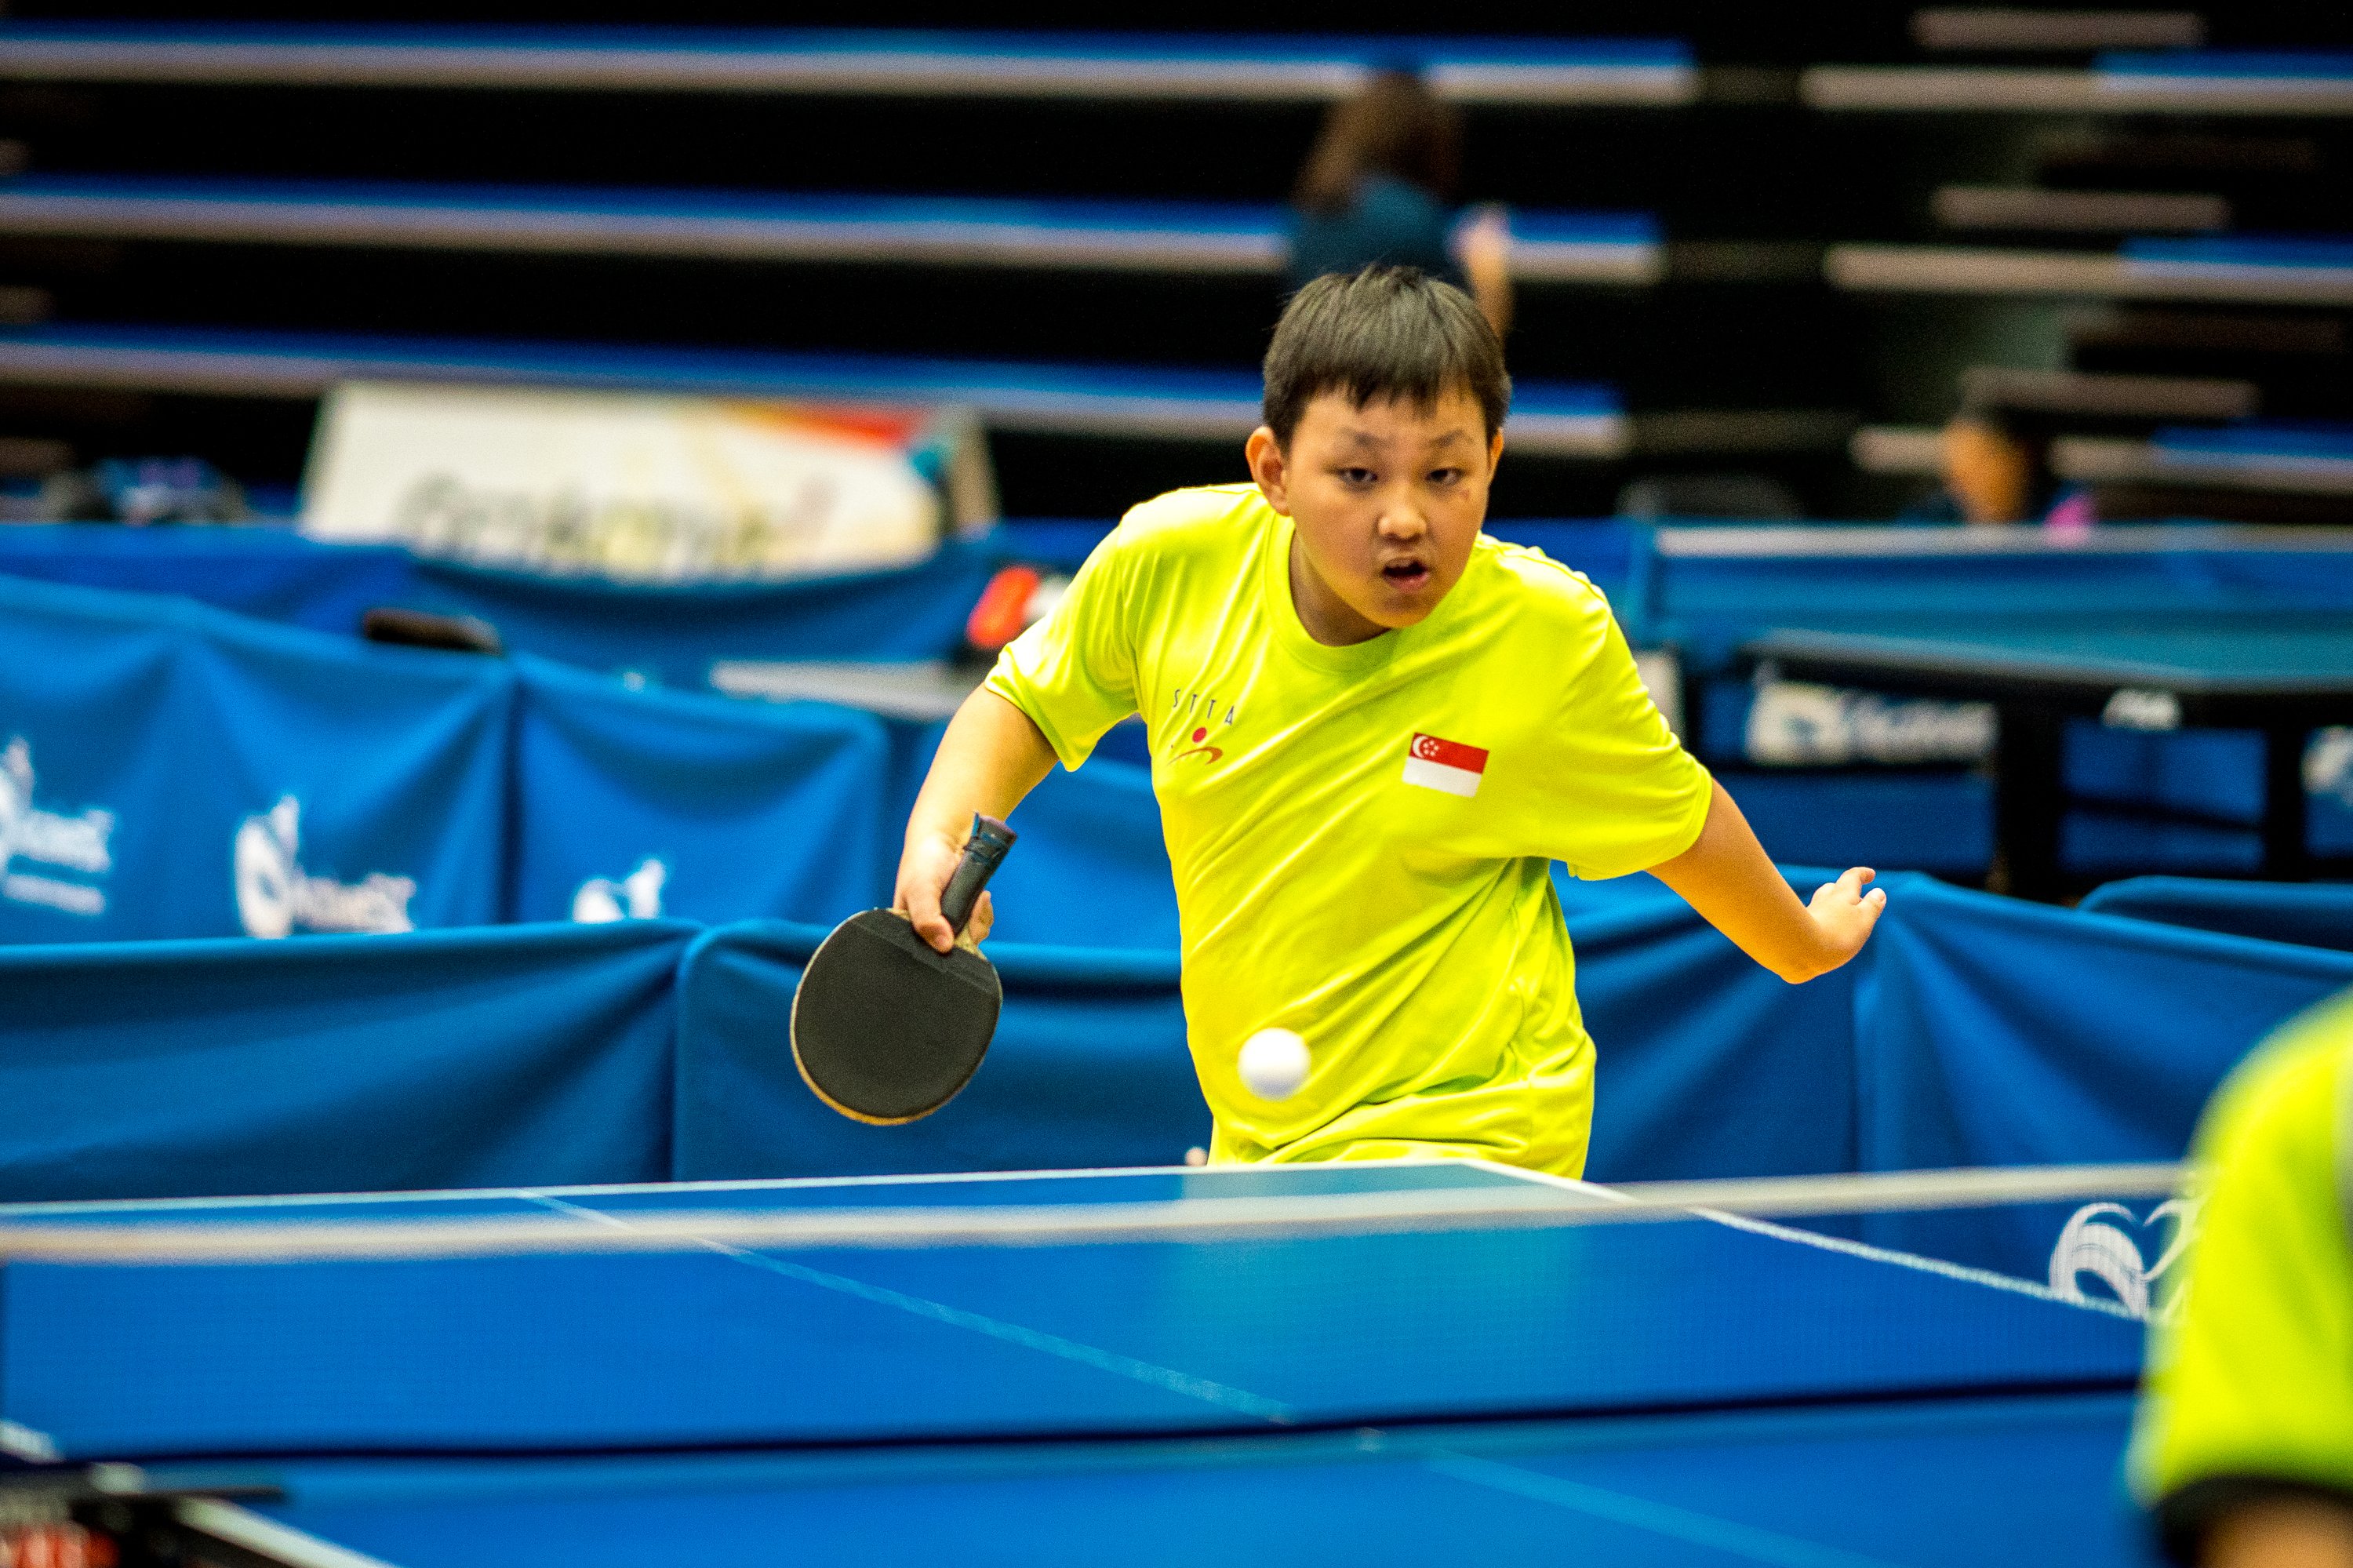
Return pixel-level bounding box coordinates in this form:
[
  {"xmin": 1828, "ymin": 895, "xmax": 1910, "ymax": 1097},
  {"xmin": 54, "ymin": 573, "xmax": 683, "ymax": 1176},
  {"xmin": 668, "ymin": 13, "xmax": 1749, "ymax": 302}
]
[{"xmin": 940, "ymin": 813, "xmax": 1017, "ymax": 936}]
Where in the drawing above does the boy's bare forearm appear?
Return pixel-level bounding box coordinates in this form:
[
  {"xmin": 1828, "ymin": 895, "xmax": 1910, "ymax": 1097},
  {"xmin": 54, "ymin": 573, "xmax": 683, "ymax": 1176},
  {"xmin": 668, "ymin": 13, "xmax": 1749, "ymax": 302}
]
[
  {"xmin": 1649, "ymin": 779, "xmax": 1883, "ymax": 984},
  {"xmin": 905, "ymin": 687, "xmax": 1059, "ymax": 850}
]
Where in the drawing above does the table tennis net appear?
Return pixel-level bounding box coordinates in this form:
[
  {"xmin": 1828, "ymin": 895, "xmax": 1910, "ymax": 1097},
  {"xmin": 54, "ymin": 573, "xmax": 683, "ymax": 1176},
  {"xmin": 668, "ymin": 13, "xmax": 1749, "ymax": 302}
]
[{"xmin": 0, "ymin": 1162, "xmax": 2185, "ymax": 1298}]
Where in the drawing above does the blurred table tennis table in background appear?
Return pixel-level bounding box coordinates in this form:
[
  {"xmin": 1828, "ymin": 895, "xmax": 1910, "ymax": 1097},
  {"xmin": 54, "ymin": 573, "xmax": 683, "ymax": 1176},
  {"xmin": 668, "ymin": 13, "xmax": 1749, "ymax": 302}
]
[
  {"xmin": 1746, "ymin": 618, "xmax": 2353, "ymax": 898},
  {"xmin": 0, "ymin": 1159, "xmax": 2162, "ymax": 1567}
]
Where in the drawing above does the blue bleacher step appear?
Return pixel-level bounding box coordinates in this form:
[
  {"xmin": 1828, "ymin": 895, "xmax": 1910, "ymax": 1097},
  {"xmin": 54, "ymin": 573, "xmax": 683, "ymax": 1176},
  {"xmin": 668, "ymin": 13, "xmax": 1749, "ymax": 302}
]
[
  {"xmin": 1828, "ymin": 231, "xmax": 2353, "ymax": 307},
  {"xmin": 0, "ymin": 24, "xmax": 1696, "ymax": 104},
  {"xmin": 0, "ymin": 323, "xmax": 1627, "ymax": 455},
  {"xmin": 1805, "ymin": 48, "xmax": 2353, "ymax": 115},
  {"xmin": 0, "ymin": 176, "xmax": 1663, "ymax": 284}
]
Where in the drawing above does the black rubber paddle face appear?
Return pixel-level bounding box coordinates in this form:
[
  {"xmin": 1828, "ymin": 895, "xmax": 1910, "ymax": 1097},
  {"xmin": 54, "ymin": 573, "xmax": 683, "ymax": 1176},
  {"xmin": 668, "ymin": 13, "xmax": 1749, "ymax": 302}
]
[{"xmin": 791, "ymin": 910, "xmax": 1002, "ymax": 1125}]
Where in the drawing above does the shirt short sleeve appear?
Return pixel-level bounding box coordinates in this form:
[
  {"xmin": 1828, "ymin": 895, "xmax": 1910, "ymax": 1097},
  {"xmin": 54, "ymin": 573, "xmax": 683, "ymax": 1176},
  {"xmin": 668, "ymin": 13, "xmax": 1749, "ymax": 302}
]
[
  {"xmin": 984, "ymin": 529, "xmax": 1143, "ymax": 771},
  {"xmin": 1543, "ymin": 608, "xmax": 1712, "ymax": 880},
  {"xmin": 2132, "ymin": 991, "xmax": 2353, "ymax": 1557}
]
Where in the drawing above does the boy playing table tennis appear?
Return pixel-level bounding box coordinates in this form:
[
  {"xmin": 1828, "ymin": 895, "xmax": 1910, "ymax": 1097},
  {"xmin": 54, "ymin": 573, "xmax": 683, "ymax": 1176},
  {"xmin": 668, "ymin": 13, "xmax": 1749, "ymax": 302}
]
[{"xmin": 898, "ymin": 266, "xmax": 1883, "ymax": 1175}]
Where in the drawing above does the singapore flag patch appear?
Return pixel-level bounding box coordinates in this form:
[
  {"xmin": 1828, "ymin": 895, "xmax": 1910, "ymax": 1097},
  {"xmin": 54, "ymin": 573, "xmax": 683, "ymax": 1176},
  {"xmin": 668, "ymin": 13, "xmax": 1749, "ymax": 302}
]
[{"xmin": 1402, "ymin": 733, "xmax": 1489, "ymax": 798}]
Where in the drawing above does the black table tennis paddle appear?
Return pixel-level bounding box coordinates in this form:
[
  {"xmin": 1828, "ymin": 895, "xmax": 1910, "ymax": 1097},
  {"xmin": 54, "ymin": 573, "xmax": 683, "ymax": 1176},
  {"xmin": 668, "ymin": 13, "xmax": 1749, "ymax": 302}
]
[{"xmin": 791, "ymin": 813, "xmax": 1018, "ymax": 1125}]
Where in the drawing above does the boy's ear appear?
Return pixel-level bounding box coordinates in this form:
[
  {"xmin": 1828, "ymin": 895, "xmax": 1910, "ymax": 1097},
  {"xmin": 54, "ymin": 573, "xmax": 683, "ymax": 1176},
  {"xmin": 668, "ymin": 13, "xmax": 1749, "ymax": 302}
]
[
  {"xmin": 1488, "ymin": 427, "xmax": 1505, "ymax": 477},
  {"xmin": 1246, "ymin": 426, "xmax": 1293, "ymax": 516}
]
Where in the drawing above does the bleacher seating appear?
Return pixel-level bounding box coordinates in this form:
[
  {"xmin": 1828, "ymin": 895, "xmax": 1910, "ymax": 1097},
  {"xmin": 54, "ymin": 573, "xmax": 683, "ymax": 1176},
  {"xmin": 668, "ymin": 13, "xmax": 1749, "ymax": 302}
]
[
  {"xmin": 1830, "ymin": 234, "xmax": 2353, "ymax": 307},
  {"xmin": 1814, "ymin": 24, "xmax": 2353, "ymax": 523},
  {"xmin": 0, "ymin": 176, "xmax": 1665, "ymax": 282},
  {"xmin": 0, "ymin": 25, "xmax": 1698, "ymax": 104},
  {"xmin": 1806, "ymin": 46, "xmax": 2353, "ymax": 113},
  {"xmin": 0, "ymin": 322, "xmax": 1630, "ymax": 453},
  {"xmin": 0, "ymin": 18, "xmax": 1890, "ymax": 519}
]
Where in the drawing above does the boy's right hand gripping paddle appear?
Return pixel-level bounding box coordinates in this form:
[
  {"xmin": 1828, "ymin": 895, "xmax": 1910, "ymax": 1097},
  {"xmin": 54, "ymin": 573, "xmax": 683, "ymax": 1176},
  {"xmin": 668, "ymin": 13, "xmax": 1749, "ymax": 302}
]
[{"xmin": 791, "ymin": 813, "xmax": 1017, "ymax": 1125}]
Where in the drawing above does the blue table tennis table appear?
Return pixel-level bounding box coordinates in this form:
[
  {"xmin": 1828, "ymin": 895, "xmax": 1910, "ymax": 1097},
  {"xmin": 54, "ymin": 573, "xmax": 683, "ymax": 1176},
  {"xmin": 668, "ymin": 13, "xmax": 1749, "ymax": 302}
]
[
  {"xmin": 0, "ymin": 1161, "xmax": 2158, "ymax": 1567},
  {"xmin": 1744, "ymin": 617, "xmax": 2353, "ymax": 897}
]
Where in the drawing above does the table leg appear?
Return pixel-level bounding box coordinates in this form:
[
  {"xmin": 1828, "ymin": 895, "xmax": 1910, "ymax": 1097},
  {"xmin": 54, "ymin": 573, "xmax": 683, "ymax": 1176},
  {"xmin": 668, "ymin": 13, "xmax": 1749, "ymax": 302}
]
[
  {"xmin": 2262, "ymin": 727, "xmax": 2311, "ymax": 882},
  {"xmin": 1992, "ymin": 704, "xmax": 2066, "ymax": 900}
]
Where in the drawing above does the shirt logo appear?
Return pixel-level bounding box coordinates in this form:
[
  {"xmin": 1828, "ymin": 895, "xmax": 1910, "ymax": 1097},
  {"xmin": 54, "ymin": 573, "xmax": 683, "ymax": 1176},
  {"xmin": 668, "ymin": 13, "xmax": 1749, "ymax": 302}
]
[
  {"xmin": 1402, "ymin": 733, "xmax": 1487, "ymax": 798},
  {"xmin": 1170, "ymin": 725, "xmax": 1225, "ymax": 764},
  {"xmin": 1168, "ymin": 682, "xmax": 1239, "ymax": 764}
]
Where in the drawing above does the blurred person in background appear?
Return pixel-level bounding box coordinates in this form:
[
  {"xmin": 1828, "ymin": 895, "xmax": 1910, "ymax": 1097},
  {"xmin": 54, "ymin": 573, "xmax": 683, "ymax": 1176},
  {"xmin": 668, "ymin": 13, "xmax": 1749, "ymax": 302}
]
[
  {"xmin": 1903, "ymin": 403, "xmax": 2097, "ymax": 533},
  {"xmin": 2132, "ymin": 989, "xmax": 2353, "ymax": 1568},
  {"xmin": 1288, "ymin": 71, "xmax": 1513, "ymax": 338}
]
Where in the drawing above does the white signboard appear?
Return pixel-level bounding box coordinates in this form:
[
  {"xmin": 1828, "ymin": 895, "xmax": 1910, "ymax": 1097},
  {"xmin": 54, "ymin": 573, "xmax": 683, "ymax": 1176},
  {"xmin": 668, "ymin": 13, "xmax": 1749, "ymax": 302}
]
[{"xmin": 301, "ymin": 381, "xmax": 958, "ymax": 582}]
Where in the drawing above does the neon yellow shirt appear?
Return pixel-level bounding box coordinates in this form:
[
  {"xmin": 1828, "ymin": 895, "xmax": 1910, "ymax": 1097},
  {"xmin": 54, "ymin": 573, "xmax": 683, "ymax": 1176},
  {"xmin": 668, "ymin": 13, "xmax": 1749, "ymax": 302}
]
[
  {"xmin": 2133, "ymin": 990, "xmax": 2353, "ymax": 1537},
  {"xmin": 985, "ymin": 484, "xmax": 1711, "ymax": 1174}
]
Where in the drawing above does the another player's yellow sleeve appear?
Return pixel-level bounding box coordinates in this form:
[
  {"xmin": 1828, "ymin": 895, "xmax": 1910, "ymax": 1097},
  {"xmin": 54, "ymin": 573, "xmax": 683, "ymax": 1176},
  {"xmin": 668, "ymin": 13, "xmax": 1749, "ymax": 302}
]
[
  {"xmin": 984, "ymin": 527, "xmax": 1142, "ymax": 771},
  {"xmin": 2131, "ymin": 989, "xmax": 2353, "ymax": 1560},
  {"xmin": 1540, "ymin": 605, "xmax": 1711, "ymax": 880}
]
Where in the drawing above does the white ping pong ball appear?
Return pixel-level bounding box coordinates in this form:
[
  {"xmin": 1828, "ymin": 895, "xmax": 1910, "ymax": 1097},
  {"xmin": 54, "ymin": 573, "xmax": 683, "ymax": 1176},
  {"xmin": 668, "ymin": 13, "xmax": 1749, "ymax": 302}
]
[{"xmin": 1238, "ymin": 1028, "xmax": 1311, "ymax": 1101}]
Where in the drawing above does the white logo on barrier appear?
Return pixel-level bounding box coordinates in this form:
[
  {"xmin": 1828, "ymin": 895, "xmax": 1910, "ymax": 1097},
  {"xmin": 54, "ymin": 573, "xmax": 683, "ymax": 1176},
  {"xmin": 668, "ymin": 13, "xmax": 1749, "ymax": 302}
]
[
  {"xmin": 0, "ymin": 737, "xmax": 114, "ymax": 917},
  {"xmin": 233, "ymin": 796, "xmax": 417, "ymax": 939},
  {"xmin": 2049, "ymin": 1199, "xmax": 2199, "ymax": 1322},
  {"xmin": 2307, "ymin": 727, "xmax": 2353, "ymax": 808},
  {"xmin": 572, "ymin": 857, "xmax": 667, "ymax": 923},
  {"xmin": 1745, "ymin": 680, "xmax": 1995, "ymax": 767},
  {"xmin": 2102, "ymin": 688, "xmax": 2182, "ymax": 733}
]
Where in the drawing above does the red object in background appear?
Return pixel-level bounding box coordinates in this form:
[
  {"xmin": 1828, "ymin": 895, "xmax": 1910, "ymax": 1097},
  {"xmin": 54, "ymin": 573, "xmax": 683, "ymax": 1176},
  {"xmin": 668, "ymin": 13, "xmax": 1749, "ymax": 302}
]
[
  {"xmin": 2, "ymin": 1524, "xmax": 118, "ymax": 1568},
  {"xmin": 966, "ymin": 566, "xmax": 1042, "ymax": 651}
]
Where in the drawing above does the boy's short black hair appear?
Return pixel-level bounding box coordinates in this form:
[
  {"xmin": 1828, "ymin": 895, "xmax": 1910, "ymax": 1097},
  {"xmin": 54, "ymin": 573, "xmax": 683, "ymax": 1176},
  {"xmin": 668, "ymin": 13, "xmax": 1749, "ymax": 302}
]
[{"xmin": 1262, "ymin": 266, "xmax": 1510, "ymax": 446}]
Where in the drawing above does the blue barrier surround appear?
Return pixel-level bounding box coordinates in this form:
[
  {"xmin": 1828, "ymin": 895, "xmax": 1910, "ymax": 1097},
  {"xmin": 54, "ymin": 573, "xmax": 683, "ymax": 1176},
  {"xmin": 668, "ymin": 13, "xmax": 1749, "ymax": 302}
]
[
  {"xmin": 0, "ymin": 522, "xmax": 1000, "ymax": 676},
  {"xmin": 0, "ymin": 864, "xmax": 2342, "ymax": 1298},
  {"xmin": 1853, "ymin": 873, "xmax": 2353, "ymax": 1275},
  {"xmin": 0, "ymin": 569, "xmax": 513, "ymax": 943},
  {"xmin": 0, "ymin": 324, "xmax": 1627, "ymax": 455},
  {"xmin": 410, "ymin": 537, "xmax": 1002, "ymax": 683},
  {"xmin": 1, "ymin": 533, "xmax": 2348, "ymax": 1295},
  {"xmin": 673, "ymin": 920, "xmax": 1204, "ymax": 1181},
  {"xmin": 0, "ymin": 176, "xmax": 1664, "ymax": 282},
  {"xmin": 5, "ymin": 518, "xmax": 2348, "ymax": 891},
  {"xmin": 507, "ymin": 654, "xmax": 896, "ymax": 926},
  {"xmin": 0, "ymin": 24, "xmax": 1698, "ymax": 104},
  {"xmin": 2078, "ymin": 875, "xmax": 2353, "ymax": 953},
  {"xmin": 0, "ymin": 919, "xmax": 694, "ymax": 1202},
  {"xmin": 0, "ymin": 522, "xmax": 413, "ymax": 635}
]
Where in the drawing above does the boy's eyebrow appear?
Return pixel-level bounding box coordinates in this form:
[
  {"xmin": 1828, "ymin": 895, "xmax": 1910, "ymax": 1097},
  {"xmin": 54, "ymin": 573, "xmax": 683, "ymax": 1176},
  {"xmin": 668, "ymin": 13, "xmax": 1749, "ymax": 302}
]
[{"xmin": 1330, "ymin": 424, "xmax": 1481, "ymax": 452}]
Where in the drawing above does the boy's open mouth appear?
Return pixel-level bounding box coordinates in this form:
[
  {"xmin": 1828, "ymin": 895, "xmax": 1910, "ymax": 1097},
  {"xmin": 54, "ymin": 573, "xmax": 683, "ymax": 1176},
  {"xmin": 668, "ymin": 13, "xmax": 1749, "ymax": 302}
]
[{"xmin": 1380, "ymin": 559, "xmax": 1431, "ymax": 590}]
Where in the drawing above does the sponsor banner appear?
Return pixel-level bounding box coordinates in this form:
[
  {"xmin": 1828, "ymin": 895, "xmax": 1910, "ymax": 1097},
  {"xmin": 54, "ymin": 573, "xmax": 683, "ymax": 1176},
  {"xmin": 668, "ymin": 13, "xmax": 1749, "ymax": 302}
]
[
  {"xmin": 1745, "ymin": 678, "xmax": 1995, "ymax": 767},
  {"xmin": 302, "ymin": 381, "xmax": 994, "ymax": 584}
]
